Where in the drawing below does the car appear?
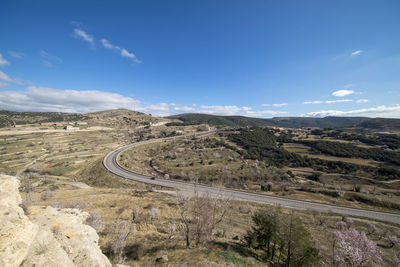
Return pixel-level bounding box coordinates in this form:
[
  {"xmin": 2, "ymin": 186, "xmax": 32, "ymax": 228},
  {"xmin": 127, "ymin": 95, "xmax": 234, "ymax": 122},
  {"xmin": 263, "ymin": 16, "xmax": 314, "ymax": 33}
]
[{"xmin": 150, "ymin": 177, "xmax": 156, "ymax": 180}]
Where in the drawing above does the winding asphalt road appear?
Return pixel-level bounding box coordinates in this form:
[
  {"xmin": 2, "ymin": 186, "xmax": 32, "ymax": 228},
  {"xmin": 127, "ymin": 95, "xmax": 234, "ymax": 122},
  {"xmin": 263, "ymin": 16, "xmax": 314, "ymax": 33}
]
[{"xmin": 103, "ymin": 131, "xmax": 400, "ymax": 224}]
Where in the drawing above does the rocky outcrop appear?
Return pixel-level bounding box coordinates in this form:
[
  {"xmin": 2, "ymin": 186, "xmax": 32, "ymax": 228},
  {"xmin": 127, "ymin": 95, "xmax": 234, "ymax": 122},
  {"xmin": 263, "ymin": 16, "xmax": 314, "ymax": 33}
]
[
  {"xmin": 0, "ymin": 174, "xmax": 111, "ymax": 267},
  {"xmin": 0, "ymin": 174, "xmax": 38, "ymax": 266}
]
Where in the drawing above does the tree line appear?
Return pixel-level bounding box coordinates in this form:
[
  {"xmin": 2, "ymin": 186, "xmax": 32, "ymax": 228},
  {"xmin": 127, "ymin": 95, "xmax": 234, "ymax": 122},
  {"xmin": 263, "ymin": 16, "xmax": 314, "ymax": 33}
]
[{"xmin": 227, "ymin": 127, "xmax": 400, "ymax": 180}]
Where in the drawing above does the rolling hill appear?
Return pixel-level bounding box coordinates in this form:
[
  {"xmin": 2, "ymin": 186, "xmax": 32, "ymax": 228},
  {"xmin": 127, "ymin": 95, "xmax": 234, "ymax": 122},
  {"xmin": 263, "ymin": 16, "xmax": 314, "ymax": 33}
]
[
  {"xmin": 167, "ymin": 113, "xmax": 400, "ymax": 131},
  {"xmin": 1, "ymin": 109, "xmax": 399, "ymax": 132}
]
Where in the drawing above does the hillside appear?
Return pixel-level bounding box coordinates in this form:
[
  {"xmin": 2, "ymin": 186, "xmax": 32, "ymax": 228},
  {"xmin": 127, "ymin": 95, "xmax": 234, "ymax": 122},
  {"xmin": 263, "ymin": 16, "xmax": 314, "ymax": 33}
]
[
  {"xmin": 167, "ymin": 113, "xmax": 271, "ymax": 127},
  {"xmin": 0, "ymin": 109, "xmax": 169, "ymax": 128},
  {"xmin": 167, "ymin": 113, "xmax": 400, "ymax": 131},
  {"xmin": 0, "ymin": 110, "xmax": 87, "ymax": 128},
  {"xmin": 2, "ymin": 109, "xmax": 400, "ymax": 132}
]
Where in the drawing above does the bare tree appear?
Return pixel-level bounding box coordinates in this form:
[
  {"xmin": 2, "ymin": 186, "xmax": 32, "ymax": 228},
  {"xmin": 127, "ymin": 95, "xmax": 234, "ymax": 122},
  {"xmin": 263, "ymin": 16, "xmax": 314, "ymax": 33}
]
[
  {"xmin": 177, "ymin": 193, "xmax": 192, "ymax": 248},
  {"xmin": 85, "ymin": 212, "xmax": 104, "ymax": 232},
  {"xmin": 176, "ymin": 191, "xmax": 229, "ymax": 248},
  {"xmin": 108, "ymin": 220, "xmax": 135, "ymax": 264}
]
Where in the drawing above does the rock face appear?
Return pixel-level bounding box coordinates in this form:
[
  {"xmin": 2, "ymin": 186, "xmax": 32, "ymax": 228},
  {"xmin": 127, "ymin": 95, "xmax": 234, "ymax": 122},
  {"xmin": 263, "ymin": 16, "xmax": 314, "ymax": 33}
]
[
  {"xmin": 0, "ymin": 174, "xmax": 111, "ymax": 267},
  {"xmin": 0, "ymin": 174, "xmax": 38, "ymax": 266}
]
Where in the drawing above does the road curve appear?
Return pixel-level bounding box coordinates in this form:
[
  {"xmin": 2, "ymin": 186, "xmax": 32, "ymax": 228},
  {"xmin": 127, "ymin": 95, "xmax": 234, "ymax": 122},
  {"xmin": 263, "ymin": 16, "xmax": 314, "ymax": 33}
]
[{"xmin": 103, "ymin": 131, "xmax": 400, "ymax": 224}]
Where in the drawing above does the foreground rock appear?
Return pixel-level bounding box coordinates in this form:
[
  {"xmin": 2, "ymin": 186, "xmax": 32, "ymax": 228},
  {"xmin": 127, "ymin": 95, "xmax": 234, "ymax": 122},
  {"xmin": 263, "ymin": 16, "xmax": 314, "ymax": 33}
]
[{"xmin": 0, "ymin": 174, "xmax": 111, "ymax": 267}]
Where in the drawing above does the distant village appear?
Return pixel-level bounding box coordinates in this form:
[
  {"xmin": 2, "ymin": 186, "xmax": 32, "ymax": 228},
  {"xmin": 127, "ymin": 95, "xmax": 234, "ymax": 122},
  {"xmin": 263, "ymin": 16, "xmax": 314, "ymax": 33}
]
[{"xmin": 39, "ymin": 121, "xmax": 88, "ymax": 130}]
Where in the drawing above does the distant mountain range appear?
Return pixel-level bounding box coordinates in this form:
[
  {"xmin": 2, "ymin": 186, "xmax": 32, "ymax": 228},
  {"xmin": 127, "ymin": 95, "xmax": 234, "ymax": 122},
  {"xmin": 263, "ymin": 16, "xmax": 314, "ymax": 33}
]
[
  {"xmin": 1, "ymin": 109, "xmax": 399, "ymax": 132},
  {"xmin": 167, "ymin": 113, "xmax": 400, "ymax": 132}
]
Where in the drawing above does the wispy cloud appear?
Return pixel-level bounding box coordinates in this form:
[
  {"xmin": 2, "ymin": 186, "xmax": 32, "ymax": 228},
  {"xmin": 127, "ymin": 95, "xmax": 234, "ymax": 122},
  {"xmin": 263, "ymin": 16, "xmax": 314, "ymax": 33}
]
[
  {"xmin": 199, "ymin": 105, "xmax": 251, "ymax": 116},
  {"xmin": 42, "ymin": 61, "xmax": 53, "ymax": 68},
  {"xmin": 261, "ymin": 103, "xmax": 288, "ymax": 107},
  {"xmin": 302, "ymin": 100, "xmax": 324, "ymax": 104},
  {"xmin": 0, "ymin": 54, "xmax": 10, "ymax": 67},
  {"xmin": 70, "ymin": 21, "xmax": 85, "ymax": 28},
  {"xmin": 351, "ymin": 50, "xmax": 363, "ymax": 56},
  {"xmin": 7, "ymin": 51, "xmax": 24, "ymax": 59},
  {"xmin": 39, "ymin": 50, "xmax": 62, "ymax": 62},
  {"xmin": 244, "ymin": 110, "xmax": 287, "ymax": 117},
  {"xmin": 198, "ymin": 105, "xmax": 286, "ymax": 117},
  {"xmin": 332, "ymin": 89, "xmax": 355, "ymax": 97},
  {"xmin": 39, "ymin": 50, "xmax": 62, "ymax": 67},
  {"xmin": 273, "ymin": 103, "xmax": 288, "ymax": 107},
  {"xmin": 0, "ymin": 81, "xmax": 9, "ymax": 88},
  {"xmin": 304, "ymin": 105, "xmax": 400, "ymax": 118},
  {"xmin": 0, "ymin": 70, "xmax": 13, "ymax": 82},
  {"xmin": 71, "ymin": 28, "xmax": 141, "ymax": 63},
  {"xmin": 141, "ymin": 103, "xmax": 171, "ymax": 116},
  {"xmin": 100, "ymin": 39, "xmax": 141, "ymax": 63},
  {"xmin": 73, "ymin": 29, "xmax": 94, "ymax": 46},
  {"xmin": 173, "ymin": 105, "xmax": 195, "ymax": 112},
  {"xmin": 0, "ymin": 70, "xmax": 31, "ymax": 86},
  {"xmin": 303, "ymin": 99, "xmax": 368, "ymax": 105},
  {"xmin": 325, "ymin": 99, "xmax": 353, "ymax": 104}
]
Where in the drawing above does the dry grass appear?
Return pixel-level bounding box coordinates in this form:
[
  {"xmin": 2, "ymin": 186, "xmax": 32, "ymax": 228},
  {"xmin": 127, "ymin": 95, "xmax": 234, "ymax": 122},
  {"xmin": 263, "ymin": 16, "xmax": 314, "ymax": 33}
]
[
  {"xmin": 120, "ymin": 136, "xmax": 400, "ymax": 213},
  {"xmin": 120, "ymin": 137, "xmax": 292, "ymax": 188},
  {"xmin": 283, "ymin": 143, "xmax": 379, "ymax": 167},
  {"xmin": 22, "ymin": 175, "xmax": 400, "ymax": 266},
  {"xmin": 3, "ymin": 121, "xmax": 400, "ymax": 265}
]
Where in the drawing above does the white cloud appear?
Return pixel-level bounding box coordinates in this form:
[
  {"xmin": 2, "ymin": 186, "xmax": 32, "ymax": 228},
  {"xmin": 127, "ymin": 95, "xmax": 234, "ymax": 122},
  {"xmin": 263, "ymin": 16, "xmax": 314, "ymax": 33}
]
[
  {"xmin": 7, "ymin": 51, "xmax": 24, "ymax": 59},
  {"xmin": 73, "ymin": 29, "xmax": 94, "ymax": 45},
  {"xmin": 199, "ymin": 105, "xmax": 248, "ymax": 116},
  {"xmin": 0, "ymin": 85, "xmax": 288, "ymax": 118},
  {"xmin": 0, "ymin": 86, "xmax": 140, "ymax": 113},
  {"xmin": 0, "ymin": 71, "xmax": 13, "ymax": 82},
  {"xmin": 351, "ymin": 50, "xmax": 363, "ymax": 56},
  {"xmin": 101, "ymin": 39, "xmax": 114, "ymax": 49},
  {"xmin": 0, "ymin": 79, "xmax": 292, "ymax": 117},
  {"xmin": 120, "ymin": 49, "xmax": 135, "ymax": 59},
  {"xmin": 261, "ymin": 103, "xmax": 288, "ymax": 107},
  {"xmin": 0, "ymin": 86, "xmax": 176, "ymax": 116},
  {"xmin": 141, "ymin": 103, "xmax": 172, "ymax": 116},
  {"xmin": 303, "ymin": 99, "xmax": 368, "ymax": 105},
  {"xmin": 0, "ymin": 71, "xmax": 29, "ymax": 86},
  {"xmin": 303, "ymin": 100, "xmax": 323, "ymax": 104},
  {"xmin": 325, "ymin": 99, "xmax": 353, "ymax": 104},
  {"xmin": 304, "ymin": 105, "xmax": 400, "ymax": 118},
  {"xmin": 244, "ymin": 110, "xmax": 287, "ymax": 117},
  {"xmin": 332, "ymin": 89, "xmax": 355, "ymax": 97},
  {"xmin": 273, "ymin": 103, "xmax": 288, "ymax": 107},
  {"xmin": 100, "ymin": 38, "xmax": 141, "ymax": 63},
  {"xmin": 173, "ymin": 105, "xmax": 195, "ymax": 112},
  {"xmin": 198, "ymin": 105, "xmax": 286, "ymax": 117},
  {"xmin": 0, "ymin": 54, "xmax": 10, "ymax": 67}
]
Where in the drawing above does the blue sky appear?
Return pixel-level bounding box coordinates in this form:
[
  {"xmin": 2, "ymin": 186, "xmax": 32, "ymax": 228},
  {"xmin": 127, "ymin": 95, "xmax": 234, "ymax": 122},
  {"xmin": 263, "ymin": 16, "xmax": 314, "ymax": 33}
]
[{"xmin": 0, "ymin": 0, "xmax": 399, "ymax": 117}]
